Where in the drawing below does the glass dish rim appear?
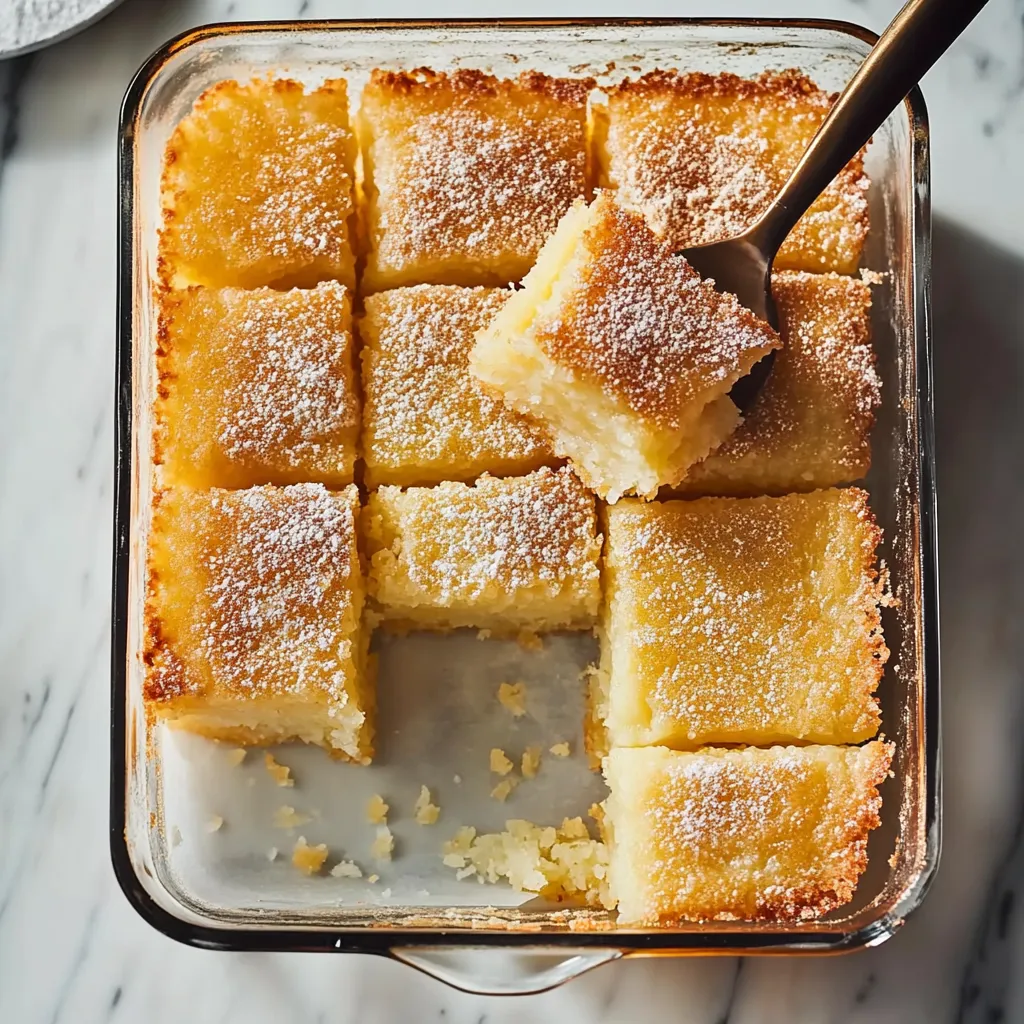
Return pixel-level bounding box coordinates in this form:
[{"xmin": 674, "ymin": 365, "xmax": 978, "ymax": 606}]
[{"xmin": 110, "ymin": 15, "xmax": 940, "ymax": 959}]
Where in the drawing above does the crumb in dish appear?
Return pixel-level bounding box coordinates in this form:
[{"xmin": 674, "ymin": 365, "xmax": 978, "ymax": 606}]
[
  {"xmin": 595, "ymin": 70, "xmax": 869, "ymax": 274},
  {"xmin": 590, "ymin": 488, "xmax": 887, "ymax": 758},
  {"xmin": 331, "ymin": 859, "xmax": 363, "ymax": 878},
  {"xmin": 155, "ymin": 282, "xmax": 360, "ymax": 490},
  {"xmin": 414, "ymin": 785, "xmax": 441, "ymax": 825},
  {"xmin": 273, "ymin": 806, "xmax": 310, "ymax": 830},
  {"xmin": 603, "ymin": 743, "xmax": 892, "ymax": 923},
  {"xmin": 358, "ymin": 285, "xmax": 553, "ymax": 488},
  {"xmin": 291, "ymin": 836, "xmax": 329, "ymax": 876},
  {"xmin": 363, "ymin": 466, "xmax": 601, "ymax": 631},
  {"xmin": 264, "ymin": 753, "xmax": 294, "ymax": 788},
  {"xmin": 358, "ymin": 68, "xmax": 592, "ymax": 291},
  {"xmin": 497, "ymin": 681, "xmax": 528, "ymax": 717},
  {"xmin": 143, "ymin": 484, "xmax": 373, "ymax": 762},
  {"xmin": 521, "ymin": 746, "xmax": 542, "ymax": 779},
  {"xmin": 491, "ymin": 779, "xmax": 519, "ymax": 802},
  {"xmin": 676, "ymin": 271, "xmax": 879, "ymax": 496},
  {"xmin": 549, "ymin": 741, "xmax": 571, "ymax": 758},
  {"xmin": 160, "ymin": 77, "xmax": 358, "ymax": 290},
  {"xmin": 490, "ymin": 748, "xmax": 514, "ymax": 776},
  {"xmin": 371, "ymin": 825, "xmax": 395, "ymax": 861},
  {"xmin": 441, "ymin": 818, "xmax": 611, "ymax": 906},
  {"xmin": 470, "ymin": 193, "xmax": 779, "ymax": 501},
  {"xmin": 366, "ymin": 794, "xmax": 389, "ymax": 824}
]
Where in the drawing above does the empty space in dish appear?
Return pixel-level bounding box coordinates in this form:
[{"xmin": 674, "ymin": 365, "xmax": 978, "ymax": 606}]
[{"xmin": 118, "ymin": 20, "xmax": 934, "ymax": 945}]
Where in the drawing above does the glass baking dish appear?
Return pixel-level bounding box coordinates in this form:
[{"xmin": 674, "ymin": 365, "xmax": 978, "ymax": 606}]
[{"xmin": 111, "ymin": 18, "xmax": 939, "ymax": 995}]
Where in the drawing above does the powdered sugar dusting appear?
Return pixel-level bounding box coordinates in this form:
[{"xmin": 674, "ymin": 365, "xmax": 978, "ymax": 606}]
[
  {"xmin": 534, "ymin": 194, "xmax": 779, "ymax": 426},
  {"xmin": 602, "ymin": 70, "xmax": 869, "ymax": 273},
  {"xmin": 369, "ymin": 466, "xmax": 600, "ymax": 612},
  {"xmin": 681, "ymin": 271, "xmax": 881, "ymax": 495},
  {"xmin": 161, "ymin": 78, "xmax": 356, "ymax": 288},
  {"xmin": 146, "ymin": 485, "xmax": 362, "ymax": 708},
  {"xmin": 613, "ymin": 743, "xmax": 891, "ymax": 921},
  {"xmin": 363, "ymin": 69, "xmax": 589, "ymax": 283},
  {"xmin": 606, "ymin": 489, "xmax": 886, "ymax": 744},
  {"xmin": 160, "ymin": 282, "xmax": 358, "ymax": 486},
  {"xmin": 361, "ymin": 285, "xmax": 551, "ymax": 483}
]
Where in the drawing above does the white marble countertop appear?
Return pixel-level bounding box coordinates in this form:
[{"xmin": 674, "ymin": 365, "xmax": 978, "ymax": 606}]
[{"xmin": 2, "ymin": 0, "xmax": 1023, "ymax": 1020}]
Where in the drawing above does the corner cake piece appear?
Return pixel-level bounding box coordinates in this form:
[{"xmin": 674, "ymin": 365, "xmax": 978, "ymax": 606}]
[
  {"xmin": 676, "ymin": 271, "xmax": 880, "ymax": 496},
  {"xmin": 358, "ymin": 68, "xmax": 592, "ymax": 292},
  {"xmin": 144, "ymin": 484, "xmax": 373, "ymax": 762},
  {"xmin": 160, "ymin": 77, "xmax": 358, "ymax": 290},
  {"xmin": 595, "ymin": 70, "xmax": 869, "ymax": 274},
  {"xmin": 156, "ymin": 282, "xmax": 360, "ymax": 489},
  {"xmin": 590, "ymin": 488, "xmax": 887, "ymax": 759},
  {"xmin": 359, "ymin": 285, "xmax": 554, "ymax": 488},
  {"xmin": 603, "ymin": 743, "xmax": 893, "ymax": 924},
  {"xmin": 470, "ymin": 193, "xmax": 780, "ymax": 502},
  {"xmin": 363, "ymin": 466, "xmax": 601, "ymax": 631}
]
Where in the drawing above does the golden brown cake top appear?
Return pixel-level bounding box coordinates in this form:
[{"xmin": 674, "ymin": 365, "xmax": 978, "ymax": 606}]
[
  {"xmin": 144, "ymin": 484, "xmax": 361, "ymax": 705},
  {"xmin": 604, "ymin": 488, "xmax": 887, "ymax": 739},
  {"xmin": 532, "ymin": 194, "xmax": 780, "ymax": 426},
  {"xmin": 160, "ymin": 77, "xmax": 356, "ymax": 288},
  {"xmin": 360, "ymin": 285, "xmax": 551, "ymax": 470},
  {"xmin": 681, "ymin": 271, "xmax": 880, "ymax": 493},
  {"xmin": 156, "ymin": 282, "xmax": 358, "ymax": 484},
  {"xmin": 368, "ymin": 67, "xmax": 593, "ymax": 106},
  {"xmin": 361, "ymin": 68, "xmax": 592, "ymax": 279},
  {"xmin": 609, "ymin": 742, "xmax": 893, "ymax": 922},
  {"xmin": 370, "ymin": 466, "xmax": 599, "ymax": 603},
  {"xmin": 601, "ymin": 69, "xmax": 868, "ymax": 270}
]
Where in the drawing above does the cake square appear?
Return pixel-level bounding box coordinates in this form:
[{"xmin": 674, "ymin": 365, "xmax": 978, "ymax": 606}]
[
  {"xmin": 143, "ymin": 484, "xmax": 372, "ymax": 762},
  {"xmin": 590, "ymin": 488, "xmax": 887, "ymax": 759},
  {"xmin": 358, "ymin": 69, "xmax": 592, "ymax": 292},
  {"xmin": 156, "ymin": 282, "xmax": 360, "ymax": 489},
  {"xmin": 595, "ymin": 70, "xmax": 869, "ymax": 274},
  {"xmin": 363, "ymin": 466, "xmax": 601, "ymax": 631},
  {"xmin": 676, "ymin": 271, "xmax": 880, "ymax": 496},
  {"xmin": 470, "ymin": 193, "xmax": 780, "ymax": 502},
  {"xmin": 160, "ymin": 77, "xmax": 358, "ymax": 290},
  {"xmin": 603, "ymin": 743, "xmax": 892, "ymax": 924},
  {"xmin": 359, "ymin": 285, "xmax": 554, "ymax": 488}
]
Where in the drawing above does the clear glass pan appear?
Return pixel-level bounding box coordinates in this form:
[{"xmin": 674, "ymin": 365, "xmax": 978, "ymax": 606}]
[{"xmin": 111, "ymin": 18, "xmax": 939, "ymax": 995}]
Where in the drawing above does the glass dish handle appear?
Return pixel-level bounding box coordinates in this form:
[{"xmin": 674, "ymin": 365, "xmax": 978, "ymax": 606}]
[{"xmin": 389, "ymin": 946, "xmax": 622, "ymax": 994}]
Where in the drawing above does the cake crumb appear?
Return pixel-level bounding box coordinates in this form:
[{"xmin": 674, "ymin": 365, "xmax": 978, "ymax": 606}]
[
  {"xmin": 414, "ymin": 785, "xmax": 441, "ymax": 825},
  {"xmin": 516, "ymin": 630, "xmax": 544, "ymax": 651},
  {"xmin": 521, "ymin": 746, "xmax": 542, "ymax": 779},
  {"xmin": 381, "ymin": 887, "xmax": 393, "ymax": 899},
  {"xmin": 477, "ymin": 629, "xmax": 492, "ymax": 640},
  {"xmin": 171, "ymin": 826, "xmax": 183, "ymax": 847},
  {"xmin": 273, "ymin": 805, "xmax": 311, "ymax": 829},
  {"xmin": 368, "ymin": 873, "xmax": 380, "ymax": 884},
  {"xmin": 490, "ymin": 748, "xmax": 514, "ymax": 776},
  {"xmin": 371, "ymin": 825, "xmax": 394, "ymax": 861},
  {"xmin": 205, "ymin": 815, "xmax": 224, "ymax": 833},
  {"xmin": 441, "ymin": 818, "xmax": 611, "ymax": 907},
  {"xmin": 490, "ymin": 778, "xmax": 518, "ymax": 802},
  {"xmin": 588, "ymin": 802, "xmax": 606, "ymax": 832},
  {"xmin": 330, "ymin": 859, "xmax": 363, "ymax": 878},
  {"xmin": 453, "ymin": 774, "xmax": 462, "ymax": 785},
  {"xmin": 497, "ymin": 681, "xmax": 528, "ymax": 717},
  {"xmin": 226, "ymin": 748, "xmax": 246, "ymax": 767},
  {"xmin": 292, "ymin": 836, "xmax": 328, "ymax": 875},
  {"xmin": 366, "ymin": 794, "xmax": 389, "ymax": 824},
  {"xmin": 267, "ymin": 846, "xmax": 278, "ymax": 862},
  {"xmin": 549, "ymin": 741, "xmax": 571, "ymax": 757},
  {"xmin": 264, "ymin": 752, "xmax": 294, "ymax": 787}
]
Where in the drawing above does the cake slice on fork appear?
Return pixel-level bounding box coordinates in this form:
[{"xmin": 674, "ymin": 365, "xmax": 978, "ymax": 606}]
[{"xmin": 470, "ymin": 192, "xmax": 779, "ymax": 502}]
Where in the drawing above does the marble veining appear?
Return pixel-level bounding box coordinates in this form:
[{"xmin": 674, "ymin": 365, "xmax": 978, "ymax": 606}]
[{"xmin": 1, "ymin": 0, "xmax": 1023, "ymax": 1021}]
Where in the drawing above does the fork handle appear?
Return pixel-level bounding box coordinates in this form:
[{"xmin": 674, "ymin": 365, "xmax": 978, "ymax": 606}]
[{"xmin": 751, "ymin": 0, "xmax": 990, "ymax": 258}]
